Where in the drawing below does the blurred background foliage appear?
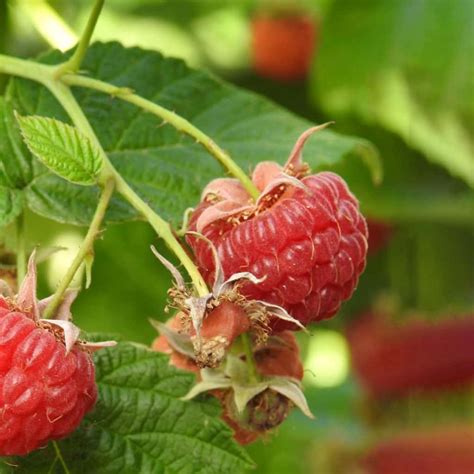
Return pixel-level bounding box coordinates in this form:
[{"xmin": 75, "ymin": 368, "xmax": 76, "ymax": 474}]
[{"xmin": 1, "ymin": 0, "xmax": 473, "ymax": 472}]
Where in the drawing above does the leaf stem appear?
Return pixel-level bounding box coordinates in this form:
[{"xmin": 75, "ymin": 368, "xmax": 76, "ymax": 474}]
[
  {"xmin": 55, "ymin": 0, "xmax": 104, "ymax": 77},
  {"xmin": 62, "ymin": 73, "xmax": 260, "ymax": 200},
  {"xmin": 241, "ymin": 333, "xmax": 259, "ymax": 383},
  {"xmin": 15, "ymin": 211, "xmax": 27, "ymax": 284},
  {"xmin": 43, "ymin": 178, "xmax": 114, "ymax": 319},
  {"xmin": 52, "ymin": 441, "xmax": 71, "ymax": 474}
]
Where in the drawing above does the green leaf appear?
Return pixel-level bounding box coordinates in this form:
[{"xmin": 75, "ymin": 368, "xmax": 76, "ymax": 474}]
[
  {"xmin": 16, "ymin": 114, "xmax": 103, "ymax": 185},
  {"xmin": 313, "ymin": 0, "xmax": 474, "ymax": 187},
  {"xmin": 6, "ymin": 341, "xmax": 253, "ymax": 474},
  {"xmin": 5, "ymin": 41, "xmax": 377, "ymax": 226}
]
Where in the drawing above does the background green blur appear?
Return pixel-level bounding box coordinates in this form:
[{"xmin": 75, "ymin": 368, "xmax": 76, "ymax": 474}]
[{"xmin": 1, "ymin": 1, "xmax": 473, "ymax": 472}]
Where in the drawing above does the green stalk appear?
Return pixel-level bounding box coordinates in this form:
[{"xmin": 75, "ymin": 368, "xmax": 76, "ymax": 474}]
[
  {"xmin": 54, "ymin": 0, "xmax": 104, "ymax": 77},
  {"xmin": 62, "ymin": 73, "xmax": 260, "ymax": 200},
  {"xmin": 0, "ymin": 55, "xmax": 212, "ymax": 296},
  {"xmin": 113, "ymin": 172, "xmax": 210, "ymax": 297},
  {"xmin": 0, "ymin": 54, "xmax": 260, "ymax": 200},
  {"xmin": 0, "ymin": 54, "xmax": 52, "ymax": 84},
  {"xmin": 43, "ymin": 178, "xmax": 115, "ymax": 319}
]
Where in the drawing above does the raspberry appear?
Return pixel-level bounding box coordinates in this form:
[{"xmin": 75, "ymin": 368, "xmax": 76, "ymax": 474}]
[
  {"xmin": 363, "ymin": 426, "xmax": 474, "ymax": 474},
  {"xmin": 251, "ymin": 14, "xmax": 316, "ymax": 81},
  {"xmin": 347, "ymin": 313, "xmax": 474, "ymax": 397},
  {"xmin": 188, "ymin": 170, "xmax": 368, "ymax": 331},
  {"xmin": 0, "ymin": 253, "xmax": 114, "ymax": 456},
  {"xmin": 0, "ymin": 302, "xmax": 97, "ymax": 456}
]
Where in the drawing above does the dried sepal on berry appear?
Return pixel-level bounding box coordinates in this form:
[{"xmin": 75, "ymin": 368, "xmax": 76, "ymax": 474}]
[
  {"xmin": 150, "ymin": 318, "xmax": 195, "ymax": 359},
  {"xmin": 1, "ymin": 251, "xmax": 115, "ymax": 353},
  {"xmin": 151, "ymin": 240, "xmax": 305, "ymax": 367},
  {"xmin": 153, "ymin": 313, "xmax": 312, "ymax": 444},
  {"xmin": 182, "ymin": 353, "xmax": 313, "ymax": 419}
]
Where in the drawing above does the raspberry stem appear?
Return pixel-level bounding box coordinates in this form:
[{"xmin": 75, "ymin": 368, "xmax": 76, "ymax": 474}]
[
  {"xmin": 43, "ymin": 178, "xmax": 115, "ymax": 319},
  {"xmin": 61, "ymin": 73, "xmax": 261, "ymax": 201},
  {"xmin": 0, "ymin": 9, "xmax": 216, "ymax": 297}
]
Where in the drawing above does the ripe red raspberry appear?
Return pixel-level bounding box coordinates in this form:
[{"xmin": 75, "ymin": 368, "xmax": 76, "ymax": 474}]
[
  {"xmin": 187, "ymin": 128, "xmax": 368, "ymax": 331},
  {"xmin": 0, "ymin": 253, "xmax": 114, "ymax": 456},
  {"xmin": 251, "ymin": 14, "xmax": 317, "ymax": 81},
  {"xmin": 347, "ymin": 313, "xmax": 474, "ymax": 398},
  {"xmin": 0, "ymin": 299, "xmax": 97, "ymax": 456}
]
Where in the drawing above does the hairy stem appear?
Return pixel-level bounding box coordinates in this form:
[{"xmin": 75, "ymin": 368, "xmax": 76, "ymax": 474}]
[
  {"xmin": 55, "ymin": 0, "xmax": 104, "ymax": 76},
  {"xmin": 241, "ymin": 333, "xmax": 259, "ymax": 383},
  {"xmin": 43, "ymin": 178, "xmax": 114, "ymax": 319},
  {"xmin": 15, "ymin": 211, "xmax": 27, "ymax": 284},
  {"xmin": 62, "ymin": 73, "xmax": 260, "ymax": 200}
]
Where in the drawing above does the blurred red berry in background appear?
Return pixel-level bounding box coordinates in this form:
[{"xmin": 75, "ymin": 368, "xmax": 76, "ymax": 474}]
[
  {"xmin": 347, "ymin": 313, "xmax": 474, "ymax": 398},
  {"xmin": 251, "ymin": 14, "xmax": 316, "ymax": 81}
]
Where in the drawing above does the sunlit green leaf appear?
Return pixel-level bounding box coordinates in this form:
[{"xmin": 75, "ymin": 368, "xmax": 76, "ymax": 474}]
[{"xmin": 16, "ymin": 114, "xmax": 103, "ymax": 185}]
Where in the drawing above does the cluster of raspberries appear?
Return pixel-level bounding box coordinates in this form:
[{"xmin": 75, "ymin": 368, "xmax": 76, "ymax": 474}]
[
  {"xmin": 1, "ymin": 126, "xmax": 368, "ymax": 455},
  {"xmin": 153, "ymin": 127, "xmax": 368, "ymax": 444}
]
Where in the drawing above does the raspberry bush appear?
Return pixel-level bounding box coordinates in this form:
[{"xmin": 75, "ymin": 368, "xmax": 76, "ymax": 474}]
[{"xmin": 9, "ymin": 0, "xmax": 469, "ymax": 473}]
